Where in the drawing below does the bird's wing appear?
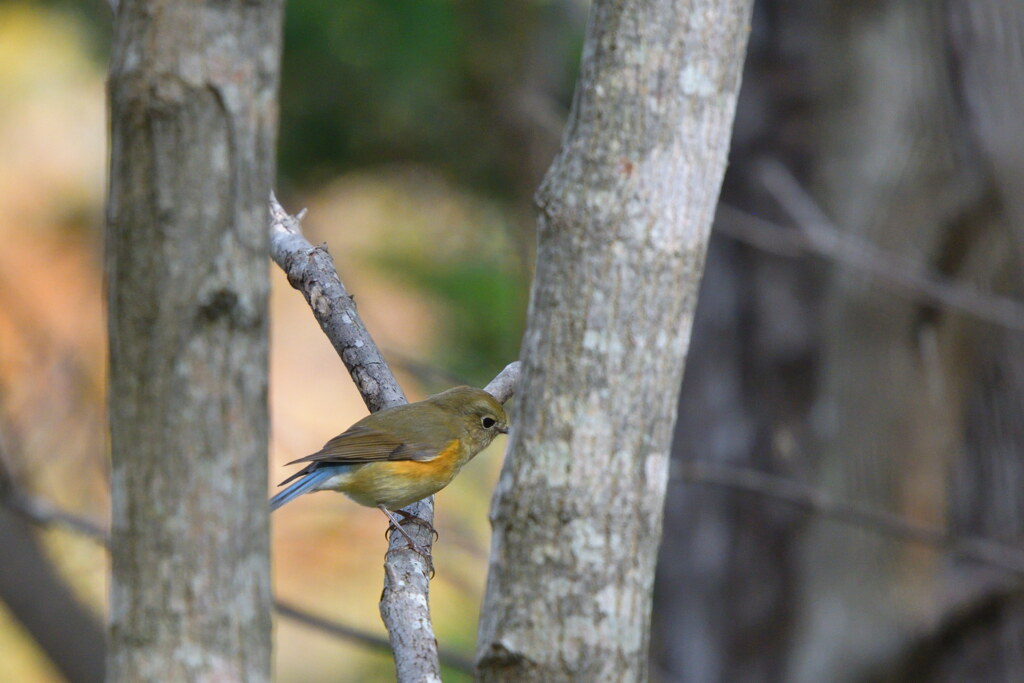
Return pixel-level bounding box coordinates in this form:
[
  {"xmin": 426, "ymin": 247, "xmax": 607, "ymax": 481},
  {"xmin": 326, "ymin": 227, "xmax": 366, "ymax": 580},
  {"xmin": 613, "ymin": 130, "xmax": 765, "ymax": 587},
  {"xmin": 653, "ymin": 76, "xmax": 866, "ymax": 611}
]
[
  {"xmin": 277, "ymin": 426, "xmax": 439, "ymax": 487},
  {"xmin": 277, "ymin": 403, "xmax": 452, "ymax": 487},
  {"xmin": 284, "ymin": 424, "xmax": 439, "ymax": 468}
]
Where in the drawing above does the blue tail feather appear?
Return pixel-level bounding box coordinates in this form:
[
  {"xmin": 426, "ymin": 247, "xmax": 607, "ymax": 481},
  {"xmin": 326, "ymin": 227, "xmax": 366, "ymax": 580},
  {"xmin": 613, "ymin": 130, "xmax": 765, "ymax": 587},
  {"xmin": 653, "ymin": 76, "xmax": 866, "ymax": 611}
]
[{"xmin": 269, "ymin": 467, "xmax": 337, "ymax": 512}]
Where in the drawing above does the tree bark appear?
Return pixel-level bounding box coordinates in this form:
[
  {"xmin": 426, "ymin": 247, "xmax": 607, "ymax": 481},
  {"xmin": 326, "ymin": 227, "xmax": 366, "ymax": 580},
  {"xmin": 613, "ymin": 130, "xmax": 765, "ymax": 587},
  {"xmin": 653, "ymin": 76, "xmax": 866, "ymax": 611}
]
[
  {"xmin": 105, "ymin": 1, "xmax": 282, "ymax": 680},
  {"xmin": 651, "ymin": 4, "xmax": 822, "ymax": 677},
  {"xmin": 474, "ymin": 0, "xmax": 754, "ymax": 679},
  {"xmin": 269, "ymin": 199, "xmax": 440, "ymax": 682}
]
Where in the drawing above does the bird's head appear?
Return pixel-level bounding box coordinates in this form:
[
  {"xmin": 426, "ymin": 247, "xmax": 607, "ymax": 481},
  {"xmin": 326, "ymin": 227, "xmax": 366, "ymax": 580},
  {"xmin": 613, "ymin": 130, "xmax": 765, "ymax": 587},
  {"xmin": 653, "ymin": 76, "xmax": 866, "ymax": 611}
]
[{"xmin": 428, "ymin": 385, "xmax": 509, "ymax": 455}]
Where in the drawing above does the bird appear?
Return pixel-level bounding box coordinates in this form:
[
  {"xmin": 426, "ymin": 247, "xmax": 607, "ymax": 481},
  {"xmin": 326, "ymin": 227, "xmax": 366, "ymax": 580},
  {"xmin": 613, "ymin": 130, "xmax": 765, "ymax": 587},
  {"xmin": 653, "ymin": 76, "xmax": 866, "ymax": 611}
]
[{"xmin": 270, "ymin": 385, "xmax": 509, "ymax": 552}]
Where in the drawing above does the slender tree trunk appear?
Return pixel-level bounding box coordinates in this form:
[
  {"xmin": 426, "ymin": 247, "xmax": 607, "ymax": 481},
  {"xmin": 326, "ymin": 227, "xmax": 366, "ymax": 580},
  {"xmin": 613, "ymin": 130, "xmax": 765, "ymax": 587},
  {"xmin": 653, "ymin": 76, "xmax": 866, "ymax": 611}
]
[
  {"xmin": 651, "ymin": 3, "xmax": 821, "ymax": 677},
  {"xmin": 105, "ymin": 1, "xmax": 282, "ymax": 680},
  {"xmin": 474, "ymin": 0, "xmax": 754, "ymax": 679}
]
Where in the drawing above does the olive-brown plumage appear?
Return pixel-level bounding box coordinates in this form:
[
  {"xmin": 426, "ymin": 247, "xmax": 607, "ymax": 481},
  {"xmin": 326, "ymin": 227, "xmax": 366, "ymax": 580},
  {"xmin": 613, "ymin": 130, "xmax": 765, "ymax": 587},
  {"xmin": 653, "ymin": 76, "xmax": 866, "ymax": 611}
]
[{"xmin": 270, "ymin": 386, "xmax": 509, "ymax": 513}]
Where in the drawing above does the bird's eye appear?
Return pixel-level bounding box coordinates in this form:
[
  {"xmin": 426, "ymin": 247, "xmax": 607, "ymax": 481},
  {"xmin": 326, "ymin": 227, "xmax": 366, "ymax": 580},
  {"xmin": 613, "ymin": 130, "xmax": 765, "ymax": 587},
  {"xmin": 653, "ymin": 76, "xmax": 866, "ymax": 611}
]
[{"xmin": 481, "ymin": 416, "xmax": 496, "ymax": 429}]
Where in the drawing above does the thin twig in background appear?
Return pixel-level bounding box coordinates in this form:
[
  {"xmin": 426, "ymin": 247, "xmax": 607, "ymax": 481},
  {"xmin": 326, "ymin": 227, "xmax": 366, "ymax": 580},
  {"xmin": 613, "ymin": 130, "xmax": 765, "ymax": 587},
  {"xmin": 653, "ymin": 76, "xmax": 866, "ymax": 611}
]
[
  {"xmin": 6, "ymin": 443, "xmax": 1023, "ymax": 652},
  {"xmin": 0, "ymin": 471, "xmax": 475, "ymax": 674},
  {"xmin": 677, "ymin": 461, "xmax": 1024, "ymax": 576},
  {"xmin": 0, "ymin": 449, "xmax": 108, "ymax": 543},
  {"xmin": 715, "ymin": 203, "xmax": 818, "ymax": 259},
  {"xmin": 382, "ymin": 348, "xmax": 470, "ymax": 389},
  {"xmin": 726, "ymin": 159, "xmax": 1024, "ymax": 332},
  {"xmin": 273, "ymin": 601, "xmax": 475, "ymax": 674},
  {"xmin": 5, "ymin": 491, "xmax": 107, "ymax": 541}
]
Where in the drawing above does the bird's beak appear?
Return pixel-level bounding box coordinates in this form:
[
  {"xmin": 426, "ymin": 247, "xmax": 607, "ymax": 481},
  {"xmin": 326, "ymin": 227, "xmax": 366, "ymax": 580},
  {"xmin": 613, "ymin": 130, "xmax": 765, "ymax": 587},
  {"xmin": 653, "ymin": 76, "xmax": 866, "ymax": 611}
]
[{"xmin": 496, "ymin": 424, "xmax": 509, "ymax": 435}]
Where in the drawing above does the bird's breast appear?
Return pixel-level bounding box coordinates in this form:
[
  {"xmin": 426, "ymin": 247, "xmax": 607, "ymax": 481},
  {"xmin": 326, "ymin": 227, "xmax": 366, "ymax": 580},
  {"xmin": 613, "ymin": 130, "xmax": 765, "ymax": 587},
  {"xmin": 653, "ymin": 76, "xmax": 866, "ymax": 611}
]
[{"xmin": 332, "ymin": 439, "xmax": 466, "ymax": 509}]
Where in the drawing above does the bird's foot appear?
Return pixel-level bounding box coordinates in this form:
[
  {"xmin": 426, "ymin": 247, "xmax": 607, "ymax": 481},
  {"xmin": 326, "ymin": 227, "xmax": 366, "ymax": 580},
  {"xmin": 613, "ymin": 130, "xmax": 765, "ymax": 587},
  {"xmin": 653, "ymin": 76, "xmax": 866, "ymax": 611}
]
[
  {"xmin": 385, "ymin": 523, "xmax": 435, "ymax": 577},
  {"xmin": 379, "ymin": 506, "xmax": 437, "ymax": 577},
  {"xmin": 392, "ymin": 508, "xmax": 440, "ymax": 542}
]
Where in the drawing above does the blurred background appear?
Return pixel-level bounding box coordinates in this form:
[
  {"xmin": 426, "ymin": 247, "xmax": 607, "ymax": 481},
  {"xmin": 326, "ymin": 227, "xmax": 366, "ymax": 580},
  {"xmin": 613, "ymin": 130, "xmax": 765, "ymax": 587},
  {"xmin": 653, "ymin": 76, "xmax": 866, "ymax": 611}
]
[{"xmin": 2, "ymin": 1, "xmax": 1022, "ymax": 681}]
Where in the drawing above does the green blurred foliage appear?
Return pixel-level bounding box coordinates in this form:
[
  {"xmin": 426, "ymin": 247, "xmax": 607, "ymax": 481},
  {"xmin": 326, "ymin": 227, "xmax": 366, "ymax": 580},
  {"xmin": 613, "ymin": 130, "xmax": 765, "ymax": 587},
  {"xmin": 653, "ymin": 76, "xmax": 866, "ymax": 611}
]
[
  {"xmin": 33, "ymin": 0, "xmax": 110, "ymax": 64},
  {"xmin": 280, "ymin": 0, "xmax": 581, "ymax": 382},
  {"xmin": 42, "ymin": 0, "xmax": 583, "ymax": 389},
  {"xmin": 280, "ymin": 0, "xmax": 582, "ymax": 196},
  {"xmin": 40, "ymin": 0, "xmax": 585, "ymax": 197},
  {"xmin": 280, "ymin": 0, "xmax": 464, "ymax": 180},
  {"xmin": 377, "ymin": 251, "xmax": 527, "ymax": 387}
]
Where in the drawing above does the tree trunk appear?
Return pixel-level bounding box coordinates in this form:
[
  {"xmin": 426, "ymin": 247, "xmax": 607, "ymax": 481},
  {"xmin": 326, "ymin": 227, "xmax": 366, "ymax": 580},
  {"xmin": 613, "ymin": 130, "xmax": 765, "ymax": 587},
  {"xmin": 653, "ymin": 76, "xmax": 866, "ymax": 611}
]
[
  {"xmin": 105, "ymin": 1, "xmax": 282, "ymax": 680},
  {"xmin": 474, "ymin": 0, "xmax": 754, "ymax": 679},
  {"xmin": 788, "ymin": 3, "xmax": 1017, "ymax": 679},
  {"xmin": 652, "ymin": 0, "xmax": 1024, "ymax": 679},
  {"xmin": 651, "ymin": 2, "xmax": 822, "ymax": 677}
]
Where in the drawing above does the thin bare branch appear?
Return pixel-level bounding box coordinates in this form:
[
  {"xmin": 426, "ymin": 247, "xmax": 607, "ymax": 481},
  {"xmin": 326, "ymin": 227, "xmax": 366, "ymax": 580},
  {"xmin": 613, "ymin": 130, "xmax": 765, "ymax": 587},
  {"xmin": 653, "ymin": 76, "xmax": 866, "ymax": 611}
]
[
  {"xmin": 483, "ymin": 362, "xmax": 522, "ymax": 404},
  {"xmin": 4, "ymin": 491, "xmax": 107, "ymax": 542},
  {"xmin": 0, "ymin": 477, "xmax": 478, "ymax": 672},
  {"xmin": 741, "ymin": 159, "xmax": 1024, "ymax": 332},
  {"xmin": 269, "ymin": 193, "xmax": 439, "ymax": 681},
  {"xmin": 269, "ymin": 195, "xmax": 522, "ymax": 681},
  {"xmin": 678, "ymin": 461, "xmax": 1024, "ymax": 576},
  {"xmin": 269, "ymin": 193, "xmax": 407, "ymax": 413},
  {"xmin": 272, "ymin": 601, "xmax": 393, "ymax": 656},
  {"xmin": 714, "ymin": 203, "xmax": 815, "ymax": 259},
  {"xmin": 273, "ymin": 601, "xmax": 474, "ymax": 674}
]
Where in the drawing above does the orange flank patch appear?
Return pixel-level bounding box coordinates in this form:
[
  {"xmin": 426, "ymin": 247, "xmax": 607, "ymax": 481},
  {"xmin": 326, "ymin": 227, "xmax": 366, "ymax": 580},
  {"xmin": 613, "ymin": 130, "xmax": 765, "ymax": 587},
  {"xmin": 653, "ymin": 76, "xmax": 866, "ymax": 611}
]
[{"xmin": 338, "ymin": 440, "xmax": 466, "ymax": 509}]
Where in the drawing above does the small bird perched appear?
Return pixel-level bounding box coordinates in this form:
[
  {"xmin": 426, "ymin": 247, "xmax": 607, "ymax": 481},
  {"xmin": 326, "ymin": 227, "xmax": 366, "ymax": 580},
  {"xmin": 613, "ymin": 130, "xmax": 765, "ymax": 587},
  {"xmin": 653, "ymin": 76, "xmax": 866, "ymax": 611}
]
[{"xmin": 270, "ymin": 385, "xmax": 509, "ymax": 551}]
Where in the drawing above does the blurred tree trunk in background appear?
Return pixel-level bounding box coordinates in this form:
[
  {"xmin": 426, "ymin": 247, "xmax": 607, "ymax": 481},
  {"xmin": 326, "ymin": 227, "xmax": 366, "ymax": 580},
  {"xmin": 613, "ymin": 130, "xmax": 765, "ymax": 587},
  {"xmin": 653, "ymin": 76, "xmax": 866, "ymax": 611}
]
[
  {"xmin": 105, "ymin": 1, "xmax": 282, "ymax": 680},
  {"xmin": 0, "ymin": 503, "xmax": 105, "ymax": 683},
  {"xmin": 651, "ymin": 3, "xmax": 821, "ymax": 679},
  {"xmin": 793, "ymin": 2, "xmax": 1024, "ymax": 679},
  {"xmin": 654, "ymin": 1, "xmax": 1024, "ymax": 681},
  {"xmin": 790, "ymin": 3, "xmax": 997, "ymax": 679},
  {"xmin": 475, "ymin": 0, "xmax": 754, "ymax": 680}
]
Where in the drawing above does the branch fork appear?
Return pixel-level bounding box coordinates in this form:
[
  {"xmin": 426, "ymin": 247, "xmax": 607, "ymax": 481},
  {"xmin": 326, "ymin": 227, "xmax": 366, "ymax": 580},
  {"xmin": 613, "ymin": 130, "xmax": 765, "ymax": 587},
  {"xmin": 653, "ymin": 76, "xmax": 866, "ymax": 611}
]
[{"xmin": 268, "ymin": 193, "xmax": 520, "ymax": 680}]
